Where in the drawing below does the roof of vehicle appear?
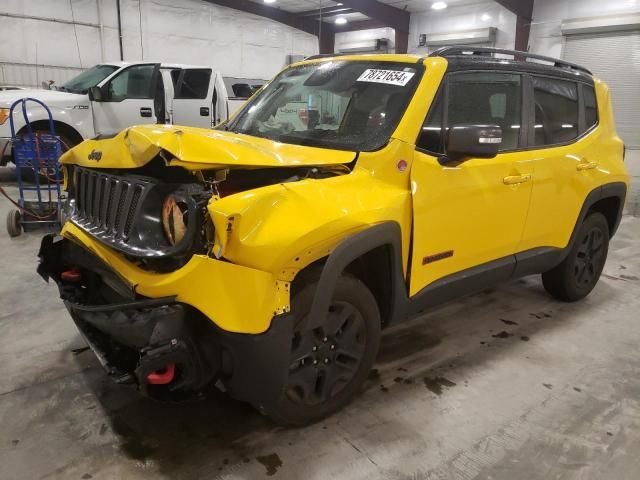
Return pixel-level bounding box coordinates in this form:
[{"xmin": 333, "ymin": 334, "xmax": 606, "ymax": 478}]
[
  {"xmin": 301, "ymin": 48, "xmax": 594, "ymax": 84},
  {"xmin": 301, "ymin": 53, "xmax": 423, "ymax": 65}
]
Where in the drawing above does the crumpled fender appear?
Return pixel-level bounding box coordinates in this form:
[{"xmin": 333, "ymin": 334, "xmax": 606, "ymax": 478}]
[{"xmin": 208, "ymin": 168, "xmax": 412, "ymax": 281}]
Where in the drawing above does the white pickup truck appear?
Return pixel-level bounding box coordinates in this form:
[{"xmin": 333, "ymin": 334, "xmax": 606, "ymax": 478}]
[{"xmin": 0, "ymin": 62, "xmax": 258, "ymax": 165}]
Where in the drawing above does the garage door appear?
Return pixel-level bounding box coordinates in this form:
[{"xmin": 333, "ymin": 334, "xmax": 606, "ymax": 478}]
[{"xmin": 563, "ymin": 30, "xmax": 640, "ymax": 148}]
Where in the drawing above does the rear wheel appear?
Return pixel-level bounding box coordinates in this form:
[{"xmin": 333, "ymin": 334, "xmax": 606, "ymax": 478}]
[
  {"xmin": 6, "ymin": 209, "xmax": 22, "ymax": 237},
  {"xmin": 265, "ymin": 273, "xmax": 381, "ymax": 426},
  {"xmin": 542, "ymin": 212, "xmax": 609, "ymax": 301}
]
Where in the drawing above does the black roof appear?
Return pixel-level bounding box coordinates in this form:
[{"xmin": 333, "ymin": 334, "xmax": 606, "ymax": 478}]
[{"xmin": 428, "ymin": 47, "xmax": 594, "ymax": 84}]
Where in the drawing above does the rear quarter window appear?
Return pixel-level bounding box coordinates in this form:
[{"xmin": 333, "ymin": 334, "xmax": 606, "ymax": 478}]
[
  {"xmin": 174, "ymin": 69, "xmax": 212, "ymax": 99},
  {"xmin": 583, "ymin": 85, "xmax": 598, "ymax": 133}
]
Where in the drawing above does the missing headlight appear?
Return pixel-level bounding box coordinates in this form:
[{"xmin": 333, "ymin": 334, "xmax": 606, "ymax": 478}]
[{"xmin": 162, "ymin": 194, "xmax": 189, "ymax": 246}]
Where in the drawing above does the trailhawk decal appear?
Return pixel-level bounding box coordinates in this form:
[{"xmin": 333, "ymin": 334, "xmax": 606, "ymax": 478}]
[{"xmin": 357, "ymin": 69, "xmax": 415, "ymax": 86}]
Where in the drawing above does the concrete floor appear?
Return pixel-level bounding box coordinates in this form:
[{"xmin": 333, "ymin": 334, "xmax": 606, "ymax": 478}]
[{"xmin": 1, "ymin": 154, "xmax": 639, "ymax": 480}]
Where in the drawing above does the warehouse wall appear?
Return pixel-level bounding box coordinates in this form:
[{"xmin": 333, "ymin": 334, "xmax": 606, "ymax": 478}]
[
  {"xmin": 335, "ymin": 1, "xmax": 517, "ymax": 56},
  {"xmin": 529, "ymin": 0, "xmax": 640, "ymax": 57},
  {"xmin": 335, "ymin": 27, "xmax": 396, "ymax": 53},
  {"xmin": 0, "ymin": 0, "xmax": 318, "ymax": 87},
  {"xmin": 408, "ymin": 1, "xmax": 517, "ymax": 54}
]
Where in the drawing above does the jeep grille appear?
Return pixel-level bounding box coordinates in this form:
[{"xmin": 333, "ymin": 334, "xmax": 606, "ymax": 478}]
[{"xmin": 72, "ymin": 167, "xmax": 151, "ymax": 243}]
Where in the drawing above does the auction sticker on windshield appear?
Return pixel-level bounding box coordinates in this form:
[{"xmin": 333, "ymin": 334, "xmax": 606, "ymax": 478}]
[{"xmin": 357, "ymin": 69, "xmax": 415, "ymax": 86}]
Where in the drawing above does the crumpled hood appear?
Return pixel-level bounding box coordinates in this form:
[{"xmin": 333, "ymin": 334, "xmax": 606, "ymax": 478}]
[{"xmin": 61, "ymin": 124, "xmax": 356, "ymax": 169}]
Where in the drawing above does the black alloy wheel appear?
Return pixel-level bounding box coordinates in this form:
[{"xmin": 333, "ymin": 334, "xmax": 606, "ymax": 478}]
[
  {"xmin": 265, "ymin": 273, "xmax": 381, "ymax": 426},
  {"xmin": 287, "ymin": 300, "xmax": 367, "ymax": 405},
  {"xmin": 573, "ymin": 226, "xmax": 606, "ymax": 288},
  {"xmin": 542, "ymin": 212, "xmax": 610, "ymax": 301}
]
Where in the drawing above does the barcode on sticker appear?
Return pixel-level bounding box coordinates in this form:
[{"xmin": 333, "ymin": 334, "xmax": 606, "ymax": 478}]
[{"xmin": 357, "ymin": 69, "xmax": 415, "ymax": 86}]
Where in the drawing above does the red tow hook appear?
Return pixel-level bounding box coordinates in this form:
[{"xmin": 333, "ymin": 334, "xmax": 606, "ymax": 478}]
[
  {"xmin": 146, "ymin": 363, "xmax": 176, "ymax": 385},
  {"xmin": 61, "ymin": 269, "xmax": 82, "ymax": 282}
]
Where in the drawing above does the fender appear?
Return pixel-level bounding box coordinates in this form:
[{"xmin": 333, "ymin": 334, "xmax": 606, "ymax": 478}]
[
  {"xmin": 306, "ymin": 222, "xmax": 409, "ymax": 329},
  {"xmin": 11, "ymin": 107, "xmax": 93, "ymax": 141},
  {"xmin": 597, "ymin": 182, "xmax": 627, "ymax": 237}
]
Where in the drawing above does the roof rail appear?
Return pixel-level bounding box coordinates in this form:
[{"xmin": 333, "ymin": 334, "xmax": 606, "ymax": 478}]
[{"xmin": 428, "ymin": 46, "xmax": 592, "ymax": 75}]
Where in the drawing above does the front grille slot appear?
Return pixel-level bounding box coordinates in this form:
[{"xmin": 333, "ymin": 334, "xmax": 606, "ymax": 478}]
[{"xmin": 72, "ymin": 167, "xmax": 152, "ymax": 246}]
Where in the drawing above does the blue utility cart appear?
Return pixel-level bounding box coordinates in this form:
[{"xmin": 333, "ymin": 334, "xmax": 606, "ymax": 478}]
[{"xmin": 5, "ymin": 98, "xmax": 63, "ymax": 237}]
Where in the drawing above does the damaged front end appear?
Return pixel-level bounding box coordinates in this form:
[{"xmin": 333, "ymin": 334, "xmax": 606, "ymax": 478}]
[
  {"xmin": 38, "ymin": 124, "xmax": 353, "ymax": 405},
  {"xmin": 38, "ymin": 235, "xmax": 217, "ymax": 400},
  {"xmin": 38, "ymin": 234, "xmax": 294, "ymax": 408}
]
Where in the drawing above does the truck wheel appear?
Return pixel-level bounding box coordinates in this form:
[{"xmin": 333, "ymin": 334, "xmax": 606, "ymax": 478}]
[
  {"xmin": 6, "ymin": 209, "xmax": 22, "ymax": 237},
  {"xmin": 542, "ymin": 212, "xmax": 609, "ymax": 302},
  {"xmin": 266, "ymin": 273, "xmax": 381, "ymax": 426}
]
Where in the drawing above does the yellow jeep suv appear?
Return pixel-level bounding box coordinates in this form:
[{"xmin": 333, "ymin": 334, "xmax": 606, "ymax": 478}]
[{"xmin": 38, "ymin": 47, "xmax": 629, "ymax": 425}]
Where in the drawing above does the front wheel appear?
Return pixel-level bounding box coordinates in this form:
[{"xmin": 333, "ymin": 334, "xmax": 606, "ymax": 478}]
[
  {"xmin": 542, "ymin": 212, "xmax": 609, "ymax": 302},
  {"xmin": 265, "ymin": 273, "xmax": 381, "ymax": 426}
]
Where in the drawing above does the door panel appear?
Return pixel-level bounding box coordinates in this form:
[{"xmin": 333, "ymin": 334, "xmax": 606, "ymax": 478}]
[
  {"xmin": 410, "ymin": 150, "xmax": 533, "ymax": 296},
  {"xmin": 92, "ymin": 64, "xmax": 159, "ymax": 135},
  {"xmin": 409, "ymin": 70, "xmax": 533, "ymax": 296},
  {"xmin": 519, "ymin": 78, "xmax": 605, "ymax": 251},
  {"xmin": 172, "ymin": 68, "xmax": 214, "ymax": 128}
]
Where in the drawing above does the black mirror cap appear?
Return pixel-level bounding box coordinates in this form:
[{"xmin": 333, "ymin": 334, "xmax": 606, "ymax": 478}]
[{"xmin": 446, "ymin": 124, "xmax": 502, "ymax": 160}]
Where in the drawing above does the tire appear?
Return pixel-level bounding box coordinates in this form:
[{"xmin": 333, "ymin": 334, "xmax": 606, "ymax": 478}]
[
  {"xmin": 265, "ymin": 273, "xmax": 381, "ymax": 426},
  {"xmin": 6, "ymin": 209, "xmax": 22, "ymax": 237},
  {"xmin": 542, "ymin": 212, "xmax": 609, "ymax": 302}
]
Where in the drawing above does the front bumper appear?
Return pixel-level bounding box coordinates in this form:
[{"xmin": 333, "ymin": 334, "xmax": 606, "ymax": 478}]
[
  {"xmin": 38, "ymin": 234, "xmax": 294, "ymax": 410},
  {"xmin": 59, "ymin": 221, "xmax": 290, "ymax": 334}
]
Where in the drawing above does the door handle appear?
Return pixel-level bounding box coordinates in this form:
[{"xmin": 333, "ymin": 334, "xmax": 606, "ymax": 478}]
[
  {"xmin": 503, "ymin": 174, "xmax": 531, "ymax": 185},
  {"xmin": 140, "ymin": 107, "xmax": 152, "ymax": 118},
  {"xmin": 576, "ymin": 161, "xmax": 597, "ymax": 171},
  {"xmin": 200, "ymin": 107, "xmax": 210, "ymax": 116}
]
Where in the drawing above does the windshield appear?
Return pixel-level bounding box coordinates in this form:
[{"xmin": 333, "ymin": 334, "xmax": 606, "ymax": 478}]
[
  {"xmin": 60, "ymin": 65, "xmax": 119, "ymax": 94},
  {"xmin": 225, "ymin": 60, "xmax": 423, "ymax": 151}
]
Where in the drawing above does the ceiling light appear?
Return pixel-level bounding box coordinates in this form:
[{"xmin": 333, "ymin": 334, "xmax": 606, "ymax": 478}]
[
  {"xmin": 264, "ymin": 0, "xmax": 276, "ymax": 4},
  {"xmin": 431, "ymin": 2, "xmax": 447, "ymax": 10},
  {"xmin": 481, "ymin": 13, "xmax": 491, "ymax": 21},
  {"xmin": 335, "ymin": 16, "xmax": 347, "ymax": 25}
]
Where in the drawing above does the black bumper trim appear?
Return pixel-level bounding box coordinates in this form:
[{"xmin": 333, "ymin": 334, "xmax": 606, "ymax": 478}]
[{"xmin": 67, "ymin": 296, "xmax": 177, "ymax": 313}]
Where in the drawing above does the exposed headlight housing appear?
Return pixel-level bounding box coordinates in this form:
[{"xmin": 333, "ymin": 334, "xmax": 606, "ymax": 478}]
[
  {"xmin": 162, "ymin": 194, "xmax": 189, "ymax": 246},
  {"xmin": 0, "ymin": 108, "xmax": 9, "ymax": 125}
]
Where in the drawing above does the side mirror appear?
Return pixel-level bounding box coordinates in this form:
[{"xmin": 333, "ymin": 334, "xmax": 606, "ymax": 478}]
[
  {"xmin": 446, "ymin": 124, "xmax": 502, "ymax": 161},
  {"xmin": 88, "ymin": 85, "xmax": 105, "ymax": 102}
]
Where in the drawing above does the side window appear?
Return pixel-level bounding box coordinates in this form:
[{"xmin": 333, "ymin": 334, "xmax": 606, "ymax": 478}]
[
  {"xmin": 532, "ymin": 76, "xmax": 579, "ymax": 146},
  {"xmin": 108, "ymin": 64, "xmax": 155, "ymax": 101},
  {"xmin": 448, "ymin": 73, "xmax": 521, "ymax": 151},
  {"xmin": 170, "ymin": 69, "xmax": 181, "ymax": 90},
  {"xmin": 583, "ymin": 85, "xmax": 598, "ymax": 132},
  {"xmin": 175, "ymin": 69, "xmax": 212, "ymax": 99},
  {"xmin": 417, "ymin": 72, "xmax": 522, "ymax": 153},
  {"xmin": 232, "ymin": 83, "xmax": 254, "ymax": 98}
]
